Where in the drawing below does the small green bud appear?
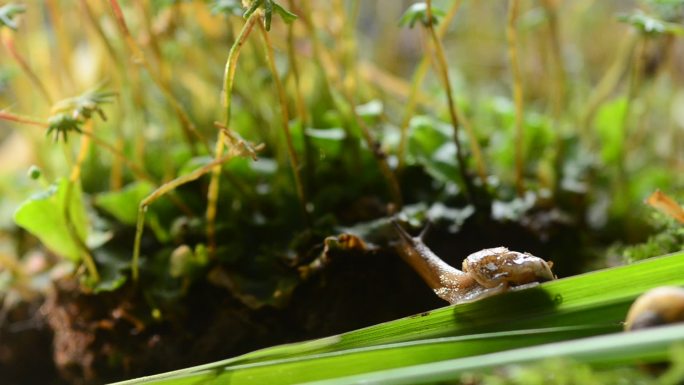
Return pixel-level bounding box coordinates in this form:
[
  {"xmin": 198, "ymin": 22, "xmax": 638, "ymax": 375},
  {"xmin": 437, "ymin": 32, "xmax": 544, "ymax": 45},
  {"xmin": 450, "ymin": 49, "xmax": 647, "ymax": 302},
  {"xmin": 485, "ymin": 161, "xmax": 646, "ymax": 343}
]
[{"xmin": 27, "ymin": 165, "xmax": 42, "ymax": 180}]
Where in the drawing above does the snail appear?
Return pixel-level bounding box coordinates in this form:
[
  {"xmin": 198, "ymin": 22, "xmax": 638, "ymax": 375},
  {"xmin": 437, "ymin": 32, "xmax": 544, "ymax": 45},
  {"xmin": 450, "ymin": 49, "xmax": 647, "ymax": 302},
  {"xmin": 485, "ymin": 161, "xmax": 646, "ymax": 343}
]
[
  {"xmin": 624, "ymin": 286, "xmax": 684, "ymax": 374},
  {"xmin": 392, "ymin": 220, "xmax": 555, "ymax": 304},
  {"xmin": 624, "ymin": 286, "xmax": 684, "ymax": 331}
]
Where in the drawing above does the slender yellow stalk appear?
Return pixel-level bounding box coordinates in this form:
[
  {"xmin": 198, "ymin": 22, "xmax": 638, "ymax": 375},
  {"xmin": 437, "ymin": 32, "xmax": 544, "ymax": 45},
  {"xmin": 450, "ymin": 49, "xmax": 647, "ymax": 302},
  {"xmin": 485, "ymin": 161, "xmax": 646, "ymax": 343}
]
[
  {"xmin": 330, "ymin": 1, "xmax": 402, "ymax": 208},
  {"xmin": 0, "ymin": 111, "xmax": 154, "ymax": 183},
  {"xmin": 259, "ymin": 22, "xmax": 310, "ymax": 222},
  {"xmin": 344, "ymin": 90, "xmax": 403, "ymax": 209},
  {"xmin": 299, "ymin": 0, "xmax": 336, "ymax": 100},
  {"xmin": 65, "ymin": 122, "xmax": 100, "ymax": 282},
  {"xmin": 397, "ymin": 0, "xmax": 460, "ymax": 168},
  {"xmin": 507, "ymin": 0, "xmax": 525, "ymax": 196},
  {"xmin": 540, "ymin": 0, "xmax": 566, "ymax": 120},
  {"xmin": 206, "ymin": 14, "xmax": 258, "ymax": 258},
  {"xmin": 286, "ymin": 0, "xmax": 314, "ymax": 189},
  {"xmin": 133, "ymin": 152, "xmax": 241, "ymax": 281},
  {"xmin": 45, "ymin": 0, "xmax": 75, "ymax": 90},
  {"xmin": 581, "ymin": 33, "xmax": 638, "ymax": 138},
  {"xmin": 1, "ymin": 29, "xmax": 53, "ymax": 105},
  {"xmin": 425, "ymin": 0, "xmax": 474, "ymax": 201},
  {"xmin": 108, "ymin": 0, "xmax": 209, "ymax": 154}
]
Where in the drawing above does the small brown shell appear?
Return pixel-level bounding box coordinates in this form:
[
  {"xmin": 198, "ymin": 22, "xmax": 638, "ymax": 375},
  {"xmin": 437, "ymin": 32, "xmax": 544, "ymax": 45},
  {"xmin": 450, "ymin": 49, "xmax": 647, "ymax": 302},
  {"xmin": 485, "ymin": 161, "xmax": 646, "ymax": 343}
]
[
  {"xmin": 462, "ymin": 247, "xmax": 555, "ymax": 288},
  {"xmin": 624, "ymin": 286, "xmax": 684, "ymax": 331}
]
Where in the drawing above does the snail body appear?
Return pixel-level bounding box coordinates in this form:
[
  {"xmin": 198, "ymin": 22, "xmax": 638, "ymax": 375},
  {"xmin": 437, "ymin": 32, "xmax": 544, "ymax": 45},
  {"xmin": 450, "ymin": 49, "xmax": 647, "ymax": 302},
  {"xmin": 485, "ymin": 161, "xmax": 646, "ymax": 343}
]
[{"xmin": 392, "ymin": 221, "xmax": 555, "ymax": 304}]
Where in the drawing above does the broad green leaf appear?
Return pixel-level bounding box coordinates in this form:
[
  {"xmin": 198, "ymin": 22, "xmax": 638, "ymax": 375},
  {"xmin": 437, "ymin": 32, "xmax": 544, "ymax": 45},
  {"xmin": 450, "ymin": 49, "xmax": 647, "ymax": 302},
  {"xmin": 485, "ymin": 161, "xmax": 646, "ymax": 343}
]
[
  {"xmin": 407, "ymin": 115, "xmax": 458, "ymax": 184},
  {"xmin": 95, "ymin": 181, "xmax": 155, "ymax": 225},
  {"xmin": 92, "ymin": 249, "xmax": 130, "ymax": 293},
  {"xmin": 14, "ymin": 178, "xmax": 88, "ymax": 261},
  {"xmin": 305, "ymin": 127, "xmax": 346, "ymax": 158},
  {"xmin": 595, "ymin": 97, "xmax": 627, "ymax": 165},
  {"xmin": 111, "ymin": 252, "xmax": 684, "ymax": 385}
]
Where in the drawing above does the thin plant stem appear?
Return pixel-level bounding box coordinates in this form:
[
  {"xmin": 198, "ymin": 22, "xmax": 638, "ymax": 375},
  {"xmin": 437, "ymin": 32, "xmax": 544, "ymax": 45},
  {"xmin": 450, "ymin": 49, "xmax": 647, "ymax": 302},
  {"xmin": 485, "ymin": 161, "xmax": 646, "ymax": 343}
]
[
  {"xmin": 259, "ymin": 22, "xmax": 310, "ymax": 222},
  {"xmin": 425, "ymin": 0, "xmax": 474, "ymax": 202},
  {"xmin": 617, "ymin": 37, "xmax": 646, "ymax": 184},
  {"xmin": 132, "ymin": 152, "xmax": 240, "ymax": 281},
  {"xmin": 64, "ymin": 122, "xmax": 100, "ymax": 282},
  {"xmin": 331, "ymin": 1, "xmax": 402, "ymax": 209},
  {"xmin": 206, "ymin": 13, "xmax": 258, "ymax": 258},
  {"xmin": 397, "ymin": 0, "xmax": 461, "ymax": 170},
  {"xmin": 507, "ymin": 0, "xmax": 525, "ymax": 196},
  {"xmin": 80, "ymin": 0, "xmax": 129, "ymax": 190},
  {"xmin": 1, "ymin": 30, "xmax": 53, "ymax": 105},
  {"xmin": 397, "ymin": 0, "xmax": 487, "ymax": 186},
  {"xmin": 108, "ymin": 0, "xmax": 209, "ymax": 154},
  {"xmin": 45, "ymin": 0, "xmax": 75, "ymax": 90},
  {"xmin": 581, "ymin": 33, "xmax": 638, "ymax": 138},
  {"xmin": 286, "ymin": 0, "xmax": 315, "ymax": 191},
  {"xmin": 0, "ymin": 111, "xmax": 155, "ymax": 183},
  {"xmin": 299, "ymin": 0, "xmax": 336, "ymax": 102},
  {"xmin": 80, "ymin": 0, "xmax": 123, "ymax": 69},
  {"xmin": 344, "ymin": 90, "xmax": 403, "ymax": 209},
  {"xmin": 540, "ymin": 0, "xmax": 566, "ymax": 120}
]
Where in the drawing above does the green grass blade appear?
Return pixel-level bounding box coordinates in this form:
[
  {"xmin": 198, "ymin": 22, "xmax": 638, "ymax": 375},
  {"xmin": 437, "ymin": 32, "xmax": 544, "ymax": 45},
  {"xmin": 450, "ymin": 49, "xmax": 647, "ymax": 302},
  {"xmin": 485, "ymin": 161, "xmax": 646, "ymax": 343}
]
[
  {"xmin": 303, "ymin": 323, "xmax": 684, "ymax": 385},
  {"xmin": 119, "ymin": 325, "xmax": 614, "ymax": 385},
  {"xmin": 110, "ymin": 251, "xmax": 684, "ymax": 385}
]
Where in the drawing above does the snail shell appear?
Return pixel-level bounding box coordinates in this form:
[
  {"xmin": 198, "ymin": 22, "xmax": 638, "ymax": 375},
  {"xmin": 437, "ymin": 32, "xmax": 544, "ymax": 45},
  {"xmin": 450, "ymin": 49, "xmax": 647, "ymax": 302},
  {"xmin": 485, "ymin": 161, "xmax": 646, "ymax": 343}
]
[{"xmin": 462, "ymin": 247, "xmax": 555, "ymax": 289}]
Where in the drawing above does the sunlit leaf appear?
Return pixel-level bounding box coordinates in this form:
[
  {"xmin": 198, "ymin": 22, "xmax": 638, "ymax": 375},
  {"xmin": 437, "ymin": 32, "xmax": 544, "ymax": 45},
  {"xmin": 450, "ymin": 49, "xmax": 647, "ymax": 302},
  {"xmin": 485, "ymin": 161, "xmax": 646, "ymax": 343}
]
[
  {"xmin": 95, "ymin": 181, "xmax": 155, "ymax": 225},
  {"xmin": 14, "ymin": 178, "xmax": 88, "ymax": 261}
]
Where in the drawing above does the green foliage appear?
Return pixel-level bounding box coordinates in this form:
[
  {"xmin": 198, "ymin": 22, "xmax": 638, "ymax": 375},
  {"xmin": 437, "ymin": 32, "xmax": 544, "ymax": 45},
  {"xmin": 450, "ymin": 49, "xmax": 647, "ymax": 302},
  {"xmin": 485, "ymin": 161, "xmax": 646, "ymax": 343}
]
[
  {"xmin": 95, "ymin": 181, "xmax": 155, "ymax": 225},
  {"xmin": 13, "ymin": 178, "xmax": 88, "ymax": 261},
  {"xmin": 1, "ymin": 2, "xmax": 684, "ymax": 382},
  {"xmin": 618, "ymin": 213, "xmax": 684, "ymax": 263},
  {"xmin": 210, "ymin": 0, "xmax": 243, "ymax": 16},
  {"xmin": 0, "ymin": 3, "xmax": 25, "ymax": 31},
  {"xmin": 407, "ymin": 115, "xmax": 459, "ymax": 185},
  {"xmin": 594, "ymin": 97, "xmax": 627, "ymax": 165},
  {"xmin": 618, "ymin": 10, "xmax": 684, "ymax": 35},
  {"xmin": 399, "ymin": 3, "xmax": 445, "ymax": 28},
  {"xmin": 242, "ymin": 0, "xmax": 297, "ymax": 30}
]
